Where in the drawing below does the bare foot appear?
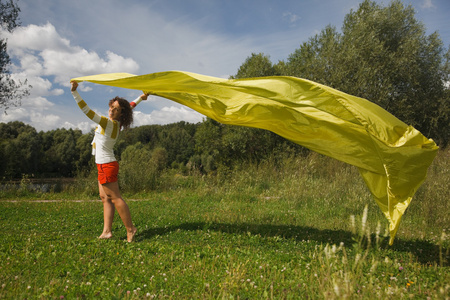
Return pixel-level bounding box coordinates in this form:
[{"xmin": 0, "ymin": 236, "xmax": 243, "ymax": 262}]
[
  {"xmin": 98, "ymin": 232, "xmax": 113, "ymax": 239},
  {"xmin": 127, "ymin": 227, "xmax": 137, "ymax": 242}
]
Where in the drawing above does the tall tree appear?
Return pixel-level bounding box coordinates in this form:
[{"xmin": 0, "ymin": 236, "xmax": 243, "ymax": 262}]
[
  {"xmin": 0, "ymin": 121, "xmax": 42, "ymax": 178},
  {"xmin": 0, "ymin": 0, "xmax": 30, "ymax": 111},
  {"xmin": 231, "ymin": 53, "xmax": 280, "ymax": 79},
  {"xmin": 284, "ymin": 0, "xmax": 449, "ymax": 146}
]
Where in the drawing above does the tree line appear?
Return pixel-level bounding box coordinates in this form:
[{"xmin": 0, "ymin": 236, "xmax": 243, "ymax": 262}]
[{"xmin": 0, "ymin": 120, "xmax": 305, "ymax": 179}]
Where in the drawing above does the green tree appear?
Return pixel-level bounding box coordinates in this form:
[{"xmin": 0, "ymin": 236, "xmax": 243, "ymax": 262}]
[
  {"xmin": 231, "ymin": 53, "xmax": 280, "ymax": 79},
  {"xmin": 0, "ymin": 121, "xmax": 42, "ymax": 178},
  {"xmin": 158, "ymin": 123, "xmax": 195, "ymax": 165},
  {"xmin": 0, "ymin": 0, "xmax": 30, "ymax": 111},
  {"xmin": 284, "ymin": 25, "xmax": 341, "ymax": 87},
  {"xmin": 284, "ymin": 0, "xmax": 449, "ymax": 146},
  {"xmin": 41, "ymin": 128, "xmax": 82, "ymax": 177},
  {"xmin": 75, "ymin": 131, "xmax": 94, "ymax": 175},
  {"xmin": 194, "ymin": 118, "xmax": 222, "ymax": 155}
]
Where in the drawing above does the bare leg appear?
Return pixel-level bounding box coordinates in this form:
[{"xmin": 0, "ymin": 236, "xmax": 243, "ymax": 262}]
[
  {"xmin": 98, "ymin": 181, "xmax": 114, "ymax": 239},
  {"xmin": 101, "ymin": 181, "xmax": 137, "ymax": 242}
]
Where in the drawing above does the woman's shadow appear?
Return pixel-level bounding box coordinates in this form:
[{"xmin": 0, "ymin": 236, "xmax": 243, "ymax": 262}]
[{"xmin": 137, "ymin": 221, "xmax": 448, "ymax": 266}]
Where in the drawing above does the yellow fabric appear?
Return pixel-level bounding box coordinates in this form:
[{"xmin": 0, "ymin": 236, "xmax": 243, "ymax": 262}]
[{"xmin": 71, "ymin": 71, "xmax": 439, "ymax": 244}]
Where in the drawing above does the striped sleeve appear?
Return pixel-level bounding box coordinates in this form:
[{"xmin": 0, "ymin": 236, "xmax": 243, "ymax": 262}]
[
  {"xmin": 130, "ymin": 96, "xmax": 143, "ymax": 109},
  {"xmin": 72, "ymin": 90, "xmax": 120, "ymax": 139}
]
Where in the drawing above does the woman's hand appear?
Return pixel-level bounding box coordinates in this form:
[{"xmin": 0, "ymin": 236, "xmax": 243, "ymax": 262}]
[
  {"xmin": 71, "ymin": 81, "xmax": 78, "ymax": 91},
  {"xmin": 140, "ymin": 93, "xmax": 150, "ymax": 100}
]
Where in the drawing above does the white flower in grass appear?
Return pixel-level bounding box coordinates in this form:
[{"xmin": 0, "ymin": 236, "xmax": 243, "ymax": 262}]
[
  {"xmin": 350, "ymin": 215, "xmax": 356, "ymax": 232},
  {"xmin": 334, "ymin": 284, "xmax": 340, "ymax": 297},
  {"xmin": 361, "ymin": 205, "xmax": 368, "ymax": 233}
]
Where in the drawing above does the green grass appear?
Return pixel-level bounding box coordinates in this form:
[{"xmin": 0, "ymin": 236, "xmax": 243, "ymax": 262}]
[{"xmin": 0, "ymin": 150, "xmax": 448, "ymax": 299}]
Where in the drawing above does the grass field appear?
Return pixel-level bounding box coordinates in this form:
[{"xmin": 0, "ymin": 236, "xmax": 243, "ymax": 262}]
[{"xmin": 0, "ymin": 150, "xmax": 448, "ymax": 299}]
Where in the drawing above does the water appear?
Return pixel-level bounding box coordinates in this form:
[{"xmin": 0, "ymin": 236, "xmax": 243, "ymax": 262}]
[{"xmin": 0, "ymin": 178, "xmax": 75, "ymax": 193}]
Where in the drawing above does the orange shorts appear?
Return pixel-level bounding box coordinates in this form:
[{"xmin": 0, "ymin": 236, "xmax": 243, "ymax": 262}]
[{"xmin": 97, "ymin": 161, "xmax": 119, "ymax": 185}]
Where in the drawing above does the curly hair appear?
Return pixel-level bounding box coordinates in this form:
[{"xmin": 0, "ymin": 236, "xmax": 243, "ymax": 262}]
[{"xmin": 109, "ymin": 97, "xmax": 133, "ymax": 130}]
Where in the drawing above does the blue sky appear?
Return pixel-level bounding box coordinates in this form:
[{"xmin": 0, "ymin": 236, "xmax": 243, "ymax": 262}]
[{"xmin": 1, "ymin": 0, "xmax": 449, "ymax": 132}]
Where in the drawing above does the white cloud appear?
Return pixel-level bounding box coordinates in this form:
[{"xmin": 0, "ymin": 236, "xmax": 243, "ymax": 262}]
[
  {"xmin": 1, "ymin": 22, "xmax": 141, "ymax": 131},
  {"xmin": 132, "ymin": 107, "xmax": 204, "ymax": 127},
  {"xmin": 5, "ymin": 23, "xmax": 71, "ymax": 52},
  {"xmin": 62, "ymin": 121, "xmax": 95, "ymax": 133},
  {"xmin": 0, "ymin": 105, "xmax": 61, "ymax": 132},
  {"xmin": 283, "ymin": 12, "xmax": 300, "ymax": 25},
  {"xmin": 3, "ymin": 22, "xmax": 140, "ymax": 86},
  {"xmin": 421, "ymin": 0, "xmax": 436, "ymax": 9},
  {"xmin": 11, "ymin": 73, "xmax": 62, "ymax": 97}
]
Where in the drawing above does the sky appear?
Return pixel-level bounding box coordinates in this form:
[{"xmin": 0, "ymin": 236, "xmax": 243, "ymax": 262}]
[{"xmin": 1, "ymin": 0, "xmax": 449, "ymax": 133}]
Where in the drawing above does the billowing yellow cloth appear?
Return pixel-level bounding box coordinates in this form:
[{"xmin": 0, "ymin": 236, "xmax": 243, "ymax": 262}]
[{"xmin": 71, "ymin": 71, "xmax": 438, "ymax": 244}]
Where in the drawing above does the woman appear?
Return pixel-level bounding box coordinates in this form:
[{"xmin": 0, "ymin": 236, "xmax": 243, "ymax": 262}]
[{"xmin": 71, "ymin": 81, "xmax": 148, "ymax": 242}]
